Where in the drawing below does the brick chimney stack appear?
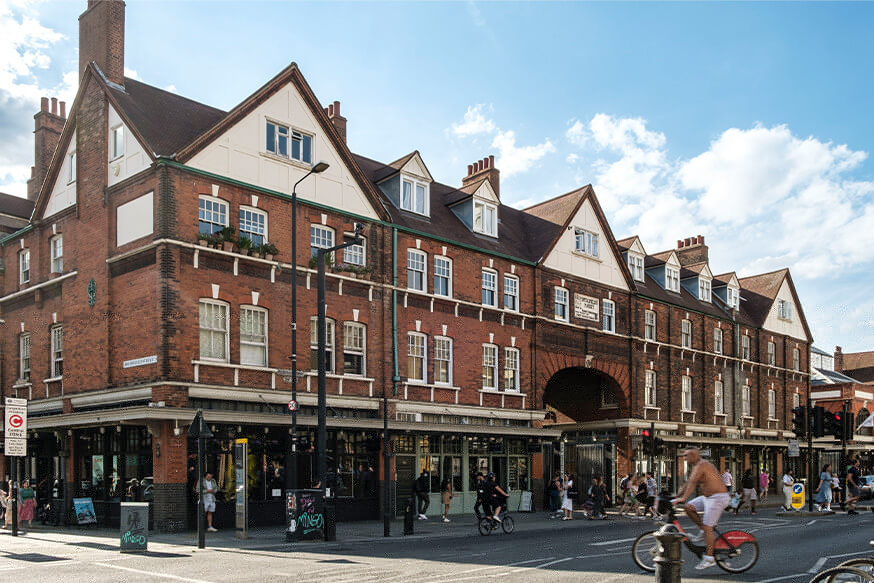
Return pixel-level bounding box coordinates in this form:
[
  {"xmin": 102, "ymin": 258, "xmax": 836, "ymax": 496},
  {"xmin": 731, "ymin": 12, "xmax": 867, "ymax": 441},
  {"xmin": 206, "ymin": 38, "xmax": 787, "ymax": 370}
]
[
  {"xmin": 461, "ymin": 155, "xmax": 500, "ymax": 199},
  {"xmin": 324, "ymin": 100, "xmax": 347, "ymax": 143},
  {"xmin": 26, "ymin": 96, "xmax": 68, "ymax": 201},
  {"xmin": 79, "ymin": 0, "xmax": 125, "ymax": 86},
  {"xmin": 834, "ymin": 346, "xmax": 843, "ymax": 373},
  {"xmin": 675, "ymin": 234, "xmax": 709, "ymax": 266}
]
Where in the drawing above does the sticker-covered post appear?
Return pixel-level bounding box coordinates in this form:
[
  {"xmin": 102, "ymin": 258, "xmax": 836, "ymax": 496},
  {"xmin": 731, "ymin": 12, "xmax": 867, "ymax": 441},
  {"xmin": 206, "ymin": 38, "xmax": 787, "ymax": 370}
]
[
  {"xmin": 188, "ymin": 410, "xmax": 213, "ymax": 549},
  {"xmin": 5, "ymin": 397, "xmax": 28, "ymax": 537},
  {"xmin": 234, "ymin": 438, "xmax": 248, "ymax": 539}
]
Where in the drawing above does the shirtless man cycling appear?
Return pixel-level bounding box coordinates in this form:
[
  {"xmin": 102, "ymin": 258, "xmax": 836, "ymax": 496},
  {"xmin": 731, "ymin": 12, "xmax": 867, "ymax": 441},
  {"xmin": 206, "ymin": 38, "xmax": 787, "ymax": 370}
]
[{"xmin": 673, "ymin": 447, "xmax": 730, "ymax": 570}]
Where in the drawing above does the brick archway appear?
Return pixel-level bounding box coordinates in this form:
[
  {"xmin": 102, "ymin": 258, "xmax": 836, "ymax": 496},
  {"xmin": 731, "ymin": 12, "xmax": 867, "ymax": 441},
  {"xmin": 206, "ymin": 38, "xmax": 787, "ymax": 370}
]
[{"xmin": 542, "ymin": 366, "xmax": 628, "ymax": 423}]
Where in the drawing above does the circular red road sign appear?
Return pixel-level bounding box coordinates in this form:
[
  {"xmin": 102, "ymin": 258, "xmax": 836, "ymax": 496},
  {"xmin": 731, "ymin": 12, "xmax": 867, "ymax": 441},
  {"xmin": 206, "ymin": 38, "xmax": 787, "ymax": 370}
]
[
  {"xmin": 8, "ymin": 414, "xmax": 24, "ymax": 428},
  {"xmin": 287, "ymin": 400, "xmax": 298, "ymax": 412}
]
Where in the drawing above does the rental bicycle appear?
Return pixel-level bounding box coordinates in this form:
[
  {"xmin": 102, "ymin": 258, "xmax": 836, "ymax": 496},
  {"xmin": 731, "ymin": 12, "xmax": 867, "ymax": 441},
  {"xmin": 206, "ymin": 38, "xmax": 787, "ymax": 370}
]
[
  {"xmin": 810, "ymin": 540, "xmax": 874, "ymax": 582},
  {"xmin": 632, "ymin": 499, "xmax": 759, "ymax": 573},
  {"xmin": 478, "ymin": 510, "xmax": 515, "ymax": 535}
]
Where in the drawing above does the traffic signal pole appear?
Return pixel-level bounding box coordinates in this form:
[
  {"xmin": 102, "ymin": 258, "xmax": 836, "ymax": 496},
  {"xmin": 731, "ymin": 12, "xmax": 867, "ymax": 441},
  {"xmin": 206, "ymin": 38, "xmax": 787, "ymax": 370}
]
[
  {"xmin": 840, "ymin": 400, "xmax": 849, "ymax": 506},
  {"xmin": 649, "ymin": 422, "xmax": 655, "ymax": 475},
  {"xmin": 807, "ymin": 397, "xmax": 814, "ymax": 512}
]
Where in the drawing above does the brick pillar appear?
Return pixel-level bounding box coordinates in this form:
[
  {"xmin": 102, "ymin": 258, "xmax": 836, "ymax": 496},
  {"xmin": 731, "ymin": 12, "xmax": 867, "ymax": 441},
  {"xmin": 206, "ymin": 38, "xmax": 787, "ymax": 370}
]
[{"xmin": 151, "ymin": 421, "xmax": 188, "ymax": 532}]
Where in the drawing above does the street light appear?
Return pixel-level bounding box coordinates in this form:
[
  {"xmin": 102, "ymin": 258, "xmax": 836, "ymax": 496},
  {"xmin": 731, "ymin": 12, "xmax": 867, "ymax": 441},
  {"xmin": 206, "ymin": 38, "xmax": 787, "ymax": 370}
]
[{"xmin": 288, "ymin": 160, "xmax": 329, "ymax": 492}]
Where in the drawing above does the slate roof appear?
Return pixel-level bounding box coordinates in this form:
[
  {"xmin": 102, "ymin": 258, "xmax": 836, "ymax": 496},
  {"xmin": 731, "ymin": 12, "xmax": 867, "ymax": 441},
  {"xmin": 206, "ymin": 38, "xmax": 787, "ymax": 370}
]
[
  {"xmin": 811, "ymin": 367, "xmax": 864, "ymax": 385},
  {"xmin": 615, "ymin": 236, "xmax": 637, "ymax": 251},
  {"xmin": 842, "ymin": 351, "xmax": 874, "ymax": 372},
  {"xmin": 737, "ymin": 269, "xmax": 787, "ymax": 327},
  {"xmin": 0, "ymin": 192, "xmax": 35, "ymax": 220}
]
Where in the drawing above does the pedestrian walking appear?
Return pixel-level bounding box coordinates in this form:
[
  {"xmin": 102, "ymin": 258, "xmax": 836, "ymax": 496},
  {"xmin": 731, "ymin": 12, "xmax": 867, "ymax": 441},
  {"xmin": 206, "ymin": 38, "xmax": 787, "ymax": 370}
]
[
  {"xmin": 814, "ymin": 464, "xmax": 833, "ymax": 512},
  {"xmin": 759, "ymin": 469, "xmax": 770, "ymax": 502},
  {"xmin": 18, "ymin": 479, "xmax": 36, "ymax": 530},
  {"xmin": 781, "ymin": 469, "xmax": 795, "ymax": 511},
  {"xmin": 414, "ymin": 471, "xmax": 430, "ymax": 519},
  {"xmin": 547, "ymin": 472, "xmax": 562, "ymax": 517},
  {"xmin": 644, "ymin": 472, "xmax": 658, "ymax": 517},
  {"xmin": 588, "ymin": 475, "xmax": 607, "ymax": 520},
  {"xmin": 561, "ymin": 473, "xmax": 574, "ymax": 520},
  {"xmin": 735, "ymin": 468, "xmax": 757, "ymax": 515},
  {"xmin": 0, "ymin": 483, "xmax": 9, "ymax": 529},
  {"xmin": 473, "ymin": 472, "xmax": 490, "ymax": 520},
  {"xmin": 195, "ymin": 471, "xmax": 218, "ymax": 532},
  {"xmin": 722, "ymin": 469, "xmax": 733, "ymax": 493},
  {"xmin": 846, "ymin": 458, "xmax": 862, "ymax": 515},
  {"xmin": 832, "ymin": 473, "xmax": 844, "ymax": 511},
  {"xmin": 440, "ymin": 475, "xmax": 453, "ymax": 522}
]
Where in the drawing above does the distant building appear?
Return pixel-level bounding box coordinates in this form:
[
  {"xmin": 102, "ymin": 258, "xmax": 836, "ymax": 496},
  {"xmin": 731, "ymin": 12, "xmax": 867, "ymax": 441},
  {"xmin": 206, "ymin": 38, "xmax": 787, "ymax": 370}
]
[
  {"xmin": 0, "ymin": 192, "xmax": 34, "ymax": 236},
  {"xmin": 836, "ymin": 346, "xmax": 874, "ymax": 385},
  {"xmin": 810, "ymin": 345, "xmax": 873, "ymax": 442}
]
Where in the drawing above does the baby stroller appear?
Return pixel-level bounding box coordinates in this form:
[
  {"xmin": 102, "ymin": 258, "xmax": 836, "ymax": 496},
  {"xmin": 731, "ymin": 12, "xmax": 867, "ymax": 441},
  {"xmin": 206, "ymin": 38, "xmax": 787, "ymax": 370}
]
[{"xmin": 579, "ymin": 497, "xmax": 596, "ymax": 518}]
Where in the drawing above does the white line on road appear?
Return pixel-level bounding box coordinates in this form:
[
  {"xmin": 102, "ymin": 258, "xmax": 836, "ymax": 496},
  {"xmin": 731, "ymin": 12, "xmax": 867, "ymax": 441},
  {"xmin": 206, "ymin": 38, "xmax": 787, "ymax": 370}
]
[
  {"xmin": 808, "ymin": 557, "xmax": 828, "ymax": 573},
  {"xmin": 509, "ymin": 557, "xmax": 575, "ymax": 572},
  {"xmin": 421, "ymin": 557, "xmax": 555, "ymax": 582},
  {"xmin": 94, "ymin": 562, "xmax": 216, "ymax": 583},
  {"xmin": 806, "ymin": 519, "xmax": 817, "ymax": 526},
  {"xmin": 590, "ymin": 537, "xmax": 640, "ymax": 546},
  {"xmin": 755, "ymin": 573, "xmax": 809, "ymax": 583}
]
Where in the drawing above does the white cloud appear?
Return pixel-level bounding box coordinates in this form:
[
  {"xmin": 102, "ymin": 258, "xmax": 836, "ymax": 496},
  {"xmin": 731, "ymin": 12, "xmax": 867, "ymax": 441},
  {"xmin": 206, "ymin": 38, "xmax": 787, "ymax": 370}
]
[
  {"xmin": 491, "ymin": 130, "xmax": 555, "ymax": 178},
  {"xmin": 124, "ymin": 67, "xmax": 140, "ymax": 81},
  {"xmin": 450, "ymin": 104, "xmax": 495, "ymax": 138}
]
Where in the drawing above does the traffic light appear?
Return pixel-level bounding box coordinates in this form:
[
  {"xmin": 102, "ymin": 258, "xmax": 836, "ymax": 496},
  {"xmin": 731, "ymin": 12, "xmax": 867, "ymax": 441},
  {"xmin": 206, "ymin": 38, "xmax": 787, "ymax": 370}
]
[
  {"xmin": 792, "ymin": 406, "xmax": 808, "ymax": 438},
  {"xmin": 845, "ymin": 412, "xmax": 855, "ymax": 440},
  {"xmin": 832, "ymin": 411, "xmax": 844, "ymax": 441},
  {"xmin": 641, "ymin": 429, "xmax": 652, "ymax": 456},
  {"xmin": 653, "ymin": 437, "xmax": 665, "ymax": 456},
  {"xmin": 813, "ymin": 406, "xmax": 826, "ymax": 438}
]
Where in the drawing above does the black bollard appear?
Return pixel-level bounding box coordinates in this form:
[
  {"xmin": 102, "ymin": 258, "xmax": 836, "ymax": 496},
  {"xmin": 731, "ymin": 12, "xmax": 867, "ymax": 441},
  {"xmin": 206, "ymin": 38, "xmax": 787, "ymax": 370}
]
[{"xmin": 653, "ymin": 524, "xmax": 685, "ymax": 583}]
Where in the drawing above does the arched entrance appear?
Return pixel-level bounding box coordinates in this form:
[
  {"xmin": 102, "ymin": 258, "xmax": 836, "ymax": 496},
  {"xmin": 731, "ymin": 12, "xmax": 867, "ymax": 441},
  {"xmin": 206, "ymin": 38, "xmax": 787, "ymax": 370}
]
[{"xmin": 542, "ymin": 367, "xmax": 626, "ymax": 423}]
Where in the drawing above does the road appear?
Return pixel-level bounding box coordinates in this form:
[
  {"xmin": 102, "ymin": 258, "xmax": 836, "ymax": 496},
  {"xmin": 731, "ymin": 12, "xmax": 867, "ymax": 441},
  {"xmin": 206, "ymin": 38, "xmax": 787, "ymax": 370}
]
[{"xmin": 2, "ymin": 507, "xmax": 872, "ymax": 582}]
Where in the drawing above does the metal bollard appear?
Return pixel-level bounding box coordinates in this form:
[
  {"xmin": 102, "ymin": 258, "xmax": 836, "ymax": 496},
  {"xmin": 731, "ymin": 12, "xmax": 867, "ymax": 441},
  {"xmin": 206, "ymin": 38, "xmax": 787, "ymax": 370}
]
[{"xmin": 653, "ymin": 524, "xmax": 685, "ymax": 583}]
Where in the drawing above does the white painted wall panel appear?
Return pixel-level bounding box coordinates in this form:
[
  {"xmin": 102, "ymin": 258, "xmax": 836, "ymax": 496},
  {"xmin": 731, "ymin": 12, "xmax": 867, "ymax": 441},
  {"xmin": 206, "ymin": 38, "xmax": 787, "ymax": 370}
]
[
  {"xmin": 44, "ymin": 130, "xmax": 77, "ymax": 218},
  {"xmin": 108, "ymin": 105, "xmax": 151, "ymax": 187},
  {"xmin": 762, "ymin": 279, "xmax": 807, "ymax": 340},
  {"xmin": 116, "ymin": 191, "xmax": 154, "ymax": 247}
]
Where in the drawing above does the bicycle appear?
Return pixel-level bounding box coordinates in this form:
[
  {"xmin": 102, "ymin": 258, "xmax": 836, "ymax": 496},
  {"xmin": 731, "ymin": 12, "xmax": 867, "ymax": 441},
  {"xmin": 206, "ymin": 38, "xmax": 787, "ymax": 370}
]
[
  {"xmin": 631, "ymin": 498, "xmax": 759, "ymax": 573},
  {"xmin": 812, "ymin": 540, "xmax": 874, "ymax": 582},
  {"xmin": 478, "ymin": 510, "xmax": 515, "ymax": 535}
]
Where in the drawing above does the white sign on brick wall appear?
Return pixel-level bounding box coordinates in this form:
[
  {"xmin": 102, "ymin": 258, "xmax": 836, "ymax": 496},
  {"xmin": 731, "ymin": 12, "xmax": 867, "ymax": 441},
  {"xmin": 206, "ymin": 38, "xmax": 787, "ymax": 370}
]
[{"xmin": 574, "ymin": 294, "xmax": 600, "ymax": 321}]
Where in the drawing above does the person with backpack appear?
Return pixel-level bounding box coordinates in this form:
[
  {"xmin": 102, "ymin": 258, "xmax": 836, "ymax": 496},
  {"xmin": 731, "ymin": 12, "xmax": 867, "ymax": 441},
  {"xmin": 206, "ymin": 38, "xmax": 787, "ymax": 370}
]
[{"xmin": 587, "ymin": 475, "xmax": 607, "ymax": 520}]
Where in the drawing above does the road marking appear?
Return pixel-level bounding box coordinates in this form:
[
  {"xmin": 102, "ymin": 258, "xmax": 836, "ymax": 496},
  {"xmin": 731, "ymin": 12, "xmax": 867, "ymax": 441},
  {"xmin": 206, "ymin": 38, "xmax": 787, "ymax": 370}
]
[
  {"xmin": 590, "ymin": 537, "xmax": 640, "ymax": 546},
  {"xmin": 808, "ymin": 557, "xmax": 828, "ymax": 573},
  {"xmin": 575, "ymin": 552, "xmax": 636, "ymax": 560},
  {"xmin": 756, "ymin": 574, "xmax": 809, "ymax": 583},
  {"xmin": 421, "ymin": 557, "xmax": 554, "ymax": 582},
  {"xmin": 94, "ymin": 563, "xmax": 216, "ymax": 583},
  {"xmin": 509, "ymin": 557, "xmax": 575, "ymax": 572},
  {"xmin": 806, "ymin": 519, "xmax": 817, "ymax": 526}
]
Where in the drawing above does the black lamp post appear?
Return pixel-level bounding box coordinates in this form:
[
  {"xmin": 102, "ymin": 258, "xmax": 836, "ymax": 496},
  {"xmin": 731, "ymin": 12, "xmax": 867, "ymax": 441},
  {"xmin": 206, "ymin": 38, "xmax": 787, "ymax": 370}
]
[
  {"xmin": 288, "ymin": 160, "xmax": 329, "ymax": 492},
  {"xmin": 316, "ymin": 223, "xmax": 364, "ymax": 498}
]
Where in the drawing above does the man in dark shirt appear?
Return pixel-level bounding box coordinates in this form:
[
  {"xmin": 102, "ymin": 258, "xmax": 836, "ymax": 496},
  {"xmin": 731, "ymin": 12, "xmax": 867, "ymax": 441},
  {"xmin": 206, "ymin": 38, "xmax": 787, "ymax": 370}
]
[
  {"xmin": 846, "ymin": 457, "xmax": 862, "ymax": 515},
  {"xmin": 735, "ymin": 468, "xmax": 757, "ymax": 515},
  {"xmin": 473, "ymin": 473, "xmax": 490, "ymax": 520},
  {"xmin": 413, "ymin": 471, "xmax": 430, "ymax": 519}
]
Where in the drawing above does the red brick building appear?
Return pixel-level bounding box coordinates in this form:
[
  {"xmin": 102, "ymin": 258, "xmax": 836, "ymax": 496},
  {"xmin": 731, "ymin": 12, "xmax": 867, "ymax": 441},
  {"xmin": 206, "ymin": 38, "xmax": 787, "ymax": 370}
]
[{"xmin": 0, "ymin": 0, "xmax": 811, "ymax": 530}]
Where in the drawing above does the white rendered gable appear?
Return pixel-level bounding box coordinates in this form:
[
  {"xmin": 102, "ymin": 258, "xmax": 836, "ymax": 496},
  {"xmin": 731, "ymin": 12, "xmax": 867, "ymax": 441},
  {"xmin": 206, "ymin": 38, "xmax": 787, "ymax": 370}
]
[
  {"xmin": 542, "ymin": 197, "xmax": 629, "ymax": 291},
  {"xmin": 107, "ymin": 104, "xmax": 150, "ymax": 187},
  {"xmin": 400, "ymin": 153, "xmax": 433, "ymax": 183},
  {"xmin": 187, "ymin": 82, "xmax": 379, "ymax": 219},
  {"xmin": 43, "ymin": 130, "xmax": 78, "ymax": 218},
  {"xmin": 627, "ymin": 237, "xmax": 646, "ymax": 256},
  {"xmin": 762, "ymin": 279, "xmax": 807, "ymax": 340},
  {"xmin": 665, "ymin": 252, "xmax": 681, "ymax": 269},
  {"xmin": 472, "ymin": 180, "xmax": 499, "ymax": 204}
]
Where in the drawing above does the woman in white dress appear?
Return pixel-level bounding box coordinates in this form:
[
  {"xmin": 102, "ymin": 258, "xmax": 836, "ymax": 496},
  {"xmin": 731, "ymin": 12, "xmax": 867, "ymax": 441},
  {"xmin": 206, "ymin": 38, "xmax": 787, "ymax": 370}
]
[{"xmin": 562, "ymin": 473, "xmax": 574, "ymax": 520}]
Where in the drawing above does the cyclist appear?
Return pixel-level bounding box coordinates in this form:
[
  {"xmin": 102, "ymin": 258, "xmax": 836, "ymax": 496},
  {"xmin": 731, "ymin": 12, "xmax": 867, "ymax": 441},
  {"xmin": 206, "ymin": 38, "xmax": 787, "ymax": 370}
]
[
  {"xmin": 473, "ymin": 472, "xmax": 491, "ymax": 520},
  {"xmin": 486, "ymin": 472, "xmax": 509, "ymax": 522},
  {"xmin": 673, "ymin": 446, "xmax": 730, "ymax": 570}
]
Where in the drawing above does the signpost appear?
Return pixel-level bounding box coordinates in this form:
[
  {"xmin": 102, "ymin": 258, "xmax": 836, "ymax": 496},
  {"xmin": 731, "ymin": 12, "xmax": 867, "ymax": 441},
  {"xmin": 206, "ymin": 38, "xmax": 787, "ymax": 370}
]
[
  {"xmin": 5, "ymin": 397, "xmax": 27, "ymax": 537},
  {"xmin": 234, "ymin": 438, "xmax": 249, "ymax": 539},
  {"xmin": 788, "ymin": 439, "xmax": 800, "ymax": 457},
  {"xmin": 188, "ymin": 410, "xmax": 213, "ymax": 549},
  {"xmin": 791, "ymin": 483, "xmax": 805, "ymax": 510}
]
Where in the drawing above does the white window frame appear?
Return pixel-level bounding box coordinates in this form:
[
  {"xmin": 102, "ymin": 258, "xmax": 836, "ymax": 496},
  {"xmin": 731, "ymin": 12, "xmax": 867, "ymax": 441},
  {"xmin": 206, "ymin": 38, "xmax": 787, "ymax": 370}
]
[
  {"xmin": 574, "ymin": 228, "xmax": 599, "ymax": 258},
  {"xmin": 715, "ymin": 380, "xmax": 725, "ymax": 415},
  {"xmin": 713, "ymin": 327, "xmax": 723, "ymax": 355},
  {"xmin": 310, "ymin": 225, "xmax": 335, "ymax": 258},
  {"xmin": 473, "ymin": 199, "xmax": 498, "ymax": 237},
  {"xmin": 239, "ymin": 306, "xmax": 268, "ymax": 367},
  {"xmin": 19, "ymin": 333, "xmax": 31, "ymax": 382},
  {"xmin": 504, "ymin": 347, "xmax": 520, "ymax": 392},
  {"xmin": 401, "ymin": 176, "xmax": 429, "ymax": 216},
  {"xmin": 602, "ymin": 299, "xmax": 615, "ymax": 333},
  {"xmin": 343, "ymin": 322, "xmax": 366, "ymax": 376},
  {"xmin": 433, "ymin": 336, "xmax": 453, "ymax": 386},
  {"xmin": 681, "ymin": 319, "xmax": 692, "ymax": 348},
  {"xmin": 742, "ymin": 334, "xmax": 751, "ymax": 360},
  {"xmin": 110, "ymin": 124, "xmax": 124, "ymax": 160},
  {"xmin": 265, "ymin": 119, "xmax": 313, "ymax": 164},
  {"xmin": 767, "ymin": 341, "xmax": 776, "ymax": 366},
  {"xmin": 343, "ymin": 235, "xmax": 366, "ymax": 267},
  {"xmin": 50, "ymin": 234, "xmax": 63, "ymax": 273},
  {"xmin": 645, "ymin": 370, "xmax": 656, "ymax": 407},
  {"xmin": 482, "ymin": 344, "xmax": 498, "ymax": 390},
  {"xmin": 698, "ymin": 278, "xmax": 712, "ymax": 302},
  {"xmin": 644, "ymin": 310, "xmax": 656, "ymax": 341},
  {"xmin": 554, "ymin": 287, "xmax": 569, "ymax": 322},
  {"xmin": 67, "ymin": 151, "xmax": 76, "ymax": 184},
  {"xmin": 481, "ymin": 269, "xmax": 498, "ymax": 307},
  {"xmin": 793, "ymin": 392, "xmax": 801, "ymax": 409},
  {"xmin": 432, "ymin": 255, "xmax": 452, "ymax": 297},
  {"xmin": 407, "ymin": 332, "xmax": 427, "ymax": 383},
  {"xmin": 19, "ymin": 249, "xmax": 30, "ymax": 284},
  {"xmin": 666, "ymin": 266, "xmax": 680, "ymax": 292},
  {"xmin": 504, "ymin": 274, "xmax": 519, "ymax": 312},
  {"xmin": 628, "ymin": 253, "xmax": 644, "ymax": 282},
  {"xmin": 407, "ymin": 249, "xmax": 426, "ymax": 292},
  {"xmin": 727, "ymin": 286, "xmax": 739, "ymax": 309},
  {"xmin": 793, "ymin": 348, "xmax": 801, "ymax": 371},
  {"xmin": 310, "ymin": 317, "xmax": 336, "ymax": 373},
  {"xmin": 50, "ymin": 325, "xmax": 63, "ymax": 378},
  {"xmin": 768, "ymin": 389, "xmax": 776, "ymax": 419},
  {"xmin": 239, "ymin": 206, "xmax": 268, "ymax": 247},
  {"xmin": 681, "ymin": 375, "xmax": 693, "ymax": 411},
  {"xmin": 778, "ymin": 299, "xmax": 793, "ymax": 321},
  {"xmin": 742, "ymin": 385, "xmax": 751, "ymax": 417},
  {"xmin": 199, "ymin": 300, "xmax": 229, "ymax": 362},
  {"xmin": 198, "ymin": 197, "xmax": 229, "ymax": 235}
]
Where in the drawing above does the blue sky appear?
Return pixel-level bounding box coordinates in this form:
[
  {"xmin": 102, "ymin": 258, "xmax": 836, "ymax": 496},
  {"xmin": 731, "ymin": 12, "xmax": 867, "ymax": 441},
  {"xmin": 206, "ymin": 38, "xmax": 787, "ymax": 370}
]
[{"xmin": 1, "ymin": 0, "xmax": 873, "ymax": 355}]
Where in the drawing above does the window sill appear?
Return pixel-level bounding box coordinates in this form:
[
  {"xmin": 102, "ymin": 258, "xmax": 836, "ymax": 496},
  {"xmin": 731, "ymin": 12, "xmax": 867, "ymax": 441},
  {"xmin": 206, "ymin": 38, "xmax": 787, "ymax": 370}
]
[
  {"xmin": 12, "ymin": 380, "xmax": 32, "ymax": 389},
  {"xmin": 644, "ymin": 405, "xmax": 660, "ymax": 411},
  {"xmin": 600, "ymin": 404, "xmax": 619, "ymax": 410},
  {"xmin": 406, "ymin": 383, "xmax": 461, "ymax": 391},
  {"xmin": 261, "ymin": 151, "xmax": 312, "ymax": 170},
  {"xmin": 681, "ymin": 409, "xmax": 696, "ymax": 414},
  {"xmin": 43, "ymin": 376, "xmax": 62, "ymax": 383},
  {"xmin": 571, "ymin": 250, "xmax": 601, "ymax": 262}
]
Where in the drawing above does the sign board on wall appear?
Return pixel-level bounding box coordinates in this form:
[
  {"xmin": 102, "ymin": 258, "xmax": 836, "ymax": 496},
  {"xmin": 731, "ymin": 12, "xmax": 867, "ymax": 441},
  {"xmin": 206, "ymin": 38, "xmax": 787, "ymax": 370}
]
[{"xmin": 574, "ymin": 294, "xmax": 600, "ymax": 321}]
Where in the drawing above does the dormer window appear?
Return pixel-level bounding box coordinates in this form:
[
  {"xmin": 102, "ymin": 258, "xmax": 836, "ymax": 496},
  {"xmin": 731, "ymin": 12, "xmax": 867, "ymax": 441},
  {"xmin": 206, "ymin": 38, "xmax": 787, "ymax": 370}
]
[
  {"xmin": 574, "ymin": 228, "xmax": 599, "ymax": 258},
  {"xmin": 727, "ymin": 286, "xmax": 739, "ymax": 309},
  {"xmin": 666, "ymin": 267, "xmax": 680, "ymax": 292},
  {"xmin": 777, "ymin": 299, "xmax": 793, "ymax": 321},
  {"xmin": 266, "ymin": 120, "xmax": 312, "ymax": 164},
  {"xmin": 698, "ymin": 278, "xmax": 711, "ymax": 302},
  {"xmin": 401, "ymin": 177, "xmax": 428, "ymax": 215},
  {"xmin": 473, "ymin": 200, "xmax": 498, "ymax": 237},
  {"xmin": 627, "ymin": 253, "xmax": 644, "ymax": 282}
]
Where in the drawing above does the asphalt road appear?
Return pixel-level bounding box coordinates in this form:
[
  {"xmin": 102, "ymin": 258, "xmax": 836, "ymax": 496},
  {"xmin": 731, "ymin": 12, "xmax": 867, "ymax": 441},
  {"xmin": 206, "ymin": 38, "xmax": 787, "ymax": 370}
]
[{"xmin": 2, "ymin": 507, "xmax": 873, "ymax": 582}]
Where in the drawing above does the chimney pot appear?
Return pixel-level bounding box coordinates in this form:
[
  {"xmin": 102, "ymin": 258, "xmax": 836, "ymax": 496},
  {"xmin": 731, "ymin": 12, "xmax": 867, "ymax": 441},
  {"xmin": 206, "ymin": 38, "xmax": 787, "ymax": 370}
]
[
  {"xmin": 328, "ymin": 104, "xmax": 334, "ymax": 116},
  {"xmin": 677, "ymin": 239, "xmax": 683, "ymax": 248},
  {"xmin": 478, "ymin": 160, "xmax": 484, "ymax": 172},
  {"xmin": 489, "ymin": 154, "xmax": 495, "ymax": 168},
  {"xmin": 685, "ymin": 237, "xmax": 692, "ymax": 246},
  {"xmin": 333, "ymin": 100, "xmax": 340, "ymax": 116},
  {"xmin": 51, "ymin": 97, "xmax": 58, "ymax": 115},
  {"xmin": 60, "ymin": 101, "xmax": 66, "ymax": 118},
  {"xmin": 41, "ymin": 97, "xmax": 49, "ymax": 112},
  {"xmin": 467, "ymin": 164, "xmax": 473, "ymax": 176},
  {"xmin": 699, "ymin": 235, "xmax": 705, "ymax": 245}
]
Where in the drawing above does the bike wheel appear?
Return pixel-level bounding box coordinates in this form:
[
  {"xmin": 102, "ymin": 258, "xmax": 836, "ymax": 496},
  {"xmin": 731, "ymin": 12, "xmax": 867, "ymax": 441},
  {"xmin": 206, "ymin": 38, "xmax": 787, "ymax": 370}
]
[
  {"xmin": 631, "ymin": 531, "xmax": 659, "ymax": 572},
  {"xmin": 501, "ymin": 516, "xmax": 515, "ymax": 534},
  {"xmin": 810, "ymin": 567, "xmax": 874, "ymax": 583},
  {"xmin": 478, "ymin": 518, "xmax": 493, "ymax": 536},
  {"xmin": 827, "ymin": 561, "xmax": 874, "ymax": 583},
  {"xmin": 715, "ymin": 540, "xmax": 759, "ymax": 574}
]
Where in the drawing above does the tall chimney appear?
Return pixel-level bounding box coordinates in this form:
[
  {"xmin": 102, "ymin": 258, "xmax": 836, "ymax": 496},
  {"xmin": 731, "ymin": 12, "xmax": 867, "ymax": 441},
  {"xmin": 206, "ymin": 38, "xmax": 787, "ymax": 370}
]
[
  {"xmin": 79, "ymin": 0, "xmax": 125, "ymax": 86},
  {"xmin": 26, "ymin": 95, "xmax": 67, "ymax": 201},
  {"xmin": 675, "ymin": 233, "xmax": 709, "ymax": 266},
  {"xmin": 461, "ymin": 155, "xmax": 500, "ymax": 199},
  {"xmin": 325, "ymin": 99, "xmax": 347, "ymax": 143},
  {"xmin": 834, "ymin": 346, "xmax": 843, "ymax": 373}
]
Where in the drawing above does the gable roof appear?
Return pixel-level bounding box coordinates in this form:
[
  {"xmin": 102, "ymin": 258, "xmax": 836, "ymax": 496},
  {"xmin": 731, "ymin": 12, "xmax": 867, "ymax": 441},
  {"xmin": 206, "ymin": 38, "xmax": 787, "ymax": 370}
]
[
  {"xmin": 842, "ymin": 351, "xmax": 874, "ymax": 372},
  {"xmin": 713, "ymin": 271, "xmax": 739, "ymax": 287},
  {"xmin": 738, "ymin": 268, "xmax": 813, "ymax": 341},
  {"xmin": 0, "ymin": 192, "xmax": 35, "ymax": 220}
]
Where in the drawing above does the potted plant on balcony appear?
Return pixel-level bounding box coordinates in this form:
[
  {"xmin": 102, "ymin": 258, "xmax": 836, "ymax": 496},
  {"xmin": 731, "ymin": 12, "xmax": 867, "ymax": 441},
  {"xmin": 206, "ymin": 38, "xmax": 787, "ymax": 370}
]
[
  {"xmin": 197, "ymin": 232, "xmax": 210, "ymax": 247},
  {"xmin": 206, "ymin": 233, "xmax": 222, "ymax": 249},
  {"xmin": 261, "ymin": 242, "xmax": 279, "ymax": 261},
  {"xmin": 218, "ymin": 226, "xmax": 236, "ymax": 252},
  {"xmin": 237, "ymin": 236, "xmax": 253, "ymax": 256},
  {"xmin": 308, "ymin": 253, "xmax": 333, "ymax": 269}
]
